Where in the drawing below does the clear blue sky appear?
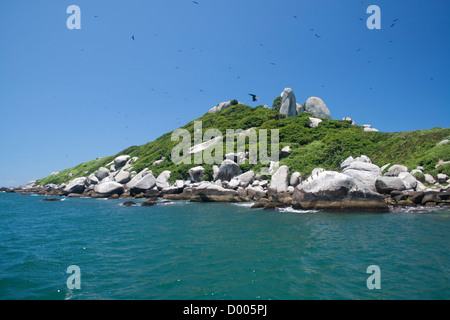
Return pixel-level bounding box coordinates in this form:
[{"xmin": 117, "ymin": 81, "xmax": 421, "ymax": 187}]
[{"xmin": 0, "ymin": 0, "xmax": 449, "ymax": 187}]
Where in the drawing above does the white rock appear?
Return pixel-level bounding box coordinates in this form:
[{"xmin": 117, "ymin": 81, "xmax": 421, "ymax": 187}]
[
  {"xmin": 126, "ymin": 168, "xmax": 151, "ymax": 189},
  {"xmin": 94, "ymin": 181, "xmax": 123, "ymax": 196},
  {"xmin": 309, "ymin": 117, "xmax": 323, "ymax": 128},
  {"xmin": 87, "ymin": 173, "xmax": 99, "ymax": 185},
  {"xmin": 304, "ymin": 97, "xmax": 331, "ymax": 119},
  {"xmin": 152, "ymin": 159, "xmax": 164, "ymax": 167},
  {"xmin": 132, "ymin": 174, "xmax": 156, "ymax": 192},
  {"xmin": 114, "ymin": 169, "xmax": 131, "ymax": 184},
  {"xmin": 174, "ymin": 180, "xmax": 184, "ymax": 189},
  {"xmin": 188, "ymin": 136, "xmax": 223, "ymax": 155},
  {"xmin": 114, "ymin": 155, "xmax": 130, "ymax": 168},
  {"xmin": 398, "ymin": 172, "xmax": 418, "ymax": 190},
  {"xmin": 235, "ymin": 171, "xmax": 255, "ymax": 188},
  {"xmin": 156, "ymin": 171, "xmax": 171, "ymax": 189},
  {"xmin": 290, "ymin": 172, "xmax": 302, "ymax": 187},
  {"xmin": 342, "ymin": 161, "xmax": 382, "ymax": 191},
  {"xmin": 436, "ymin": 139, "xmax": 449, "ymax": 147},
  {"xmin": 269, "ymin": 165, "xmax": 290, "ymax": 193},
  {"xmin": 246, "ymin": 186, "xmax": 266, "ymax": 199},
  {"xmin": 385, "ymin": 165, "xmax": 408, "ymax": 177},
  {"xmin": 340, "ymin": 156, "xmax": 355, "ymax": 170},
  {"xmin": 64, "ymin": 177, "xmax": 87, "ymax": 194},
  {"xmin": 424, "ymin": 174, "xmax": 436, "ymax": 184}
]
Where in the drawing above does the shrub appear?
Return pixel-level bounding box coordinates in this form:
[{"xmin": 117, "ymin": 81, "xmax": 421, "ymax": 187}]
[
  {"xmin": 413, "ymin": 172, "xmax": 425, "ymax": 183},
  {"xmin": 272, "ymin": 96, "xmax": 282, "ymax": 112}
]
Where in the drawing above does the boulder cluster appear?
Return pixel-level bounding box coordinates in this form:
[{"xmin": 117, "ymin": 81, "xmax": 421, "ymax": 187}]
[
  {"xmin": 4, "ymin": 153, "xmax": 449, "ymax": 213},
  {"xmin": 208, "ymin": 88, "xmax": 380, "ymax": 132}
]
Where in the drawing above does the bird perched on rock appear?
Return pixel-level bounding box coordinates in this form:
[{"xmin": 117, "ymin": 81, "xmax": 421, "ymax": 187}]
[{"xmin": 248, "ymin": 94, "xmax": 259, "ymax": 102}]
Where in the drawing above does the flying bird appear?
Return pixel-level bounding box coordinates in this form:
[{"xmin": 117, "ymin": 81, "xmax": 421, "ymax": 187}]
[
  {"xmin": 390, "ymin": 23, "xmax": 396, "ymax": 28},
  {"xmin": 248, "ymin": 94, "xmax": 259, "ymax": 102},
  {"xmin": 314, "ymin": 34, "xmax": 321, "ymax": 38},
  {"xmin": 192, "ymin": 1, "xmax": 199, "ymax": 4},
  {"xmin": 131, "ymin": 35, "xmax": 135, "ymax": 40}
]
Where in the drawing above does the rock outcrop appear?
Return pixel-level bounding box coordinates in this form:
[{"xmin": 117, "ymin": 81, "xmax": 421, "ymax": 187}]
[
  {"xmin": 304, "ymin": 97, "xmax": 331, "ymax": 119},
  {"xmin": 342, "ymin": 161, "xmax": 382, "ymax": 192},
  {"xmin": 93, "ymin": 181, "xmax": 124, "ymax": 197},
  {"xmin": 292, "ymin": 171, "xmax": 388, "ymax": 212},
  {"xmin": 269, "ymin": 165, "xmax": 290, "ymax": 193},
  {"xmin": 216, "ymin": 160, "xmax": 242, "ymax": 182},
  {"xmin": 209, "ymin": 100, "xmax": 241, "ymax": 114},
  {"xmin": 279, "ymin": 88, "xmax": 297, "ymax": 117},
  {"xmin": 63, "ymin": 177, "xmax": 87, "ymax": 194},
  {"xmin": 189, "ymin": 166, "xmax": 205, "ymax": 183}
]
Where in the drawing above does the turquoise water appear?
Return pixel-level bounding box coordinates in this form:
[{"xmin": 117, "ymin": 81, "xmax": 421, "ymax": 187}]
[{"xmin": 0, "ymin": 192, "xmax": 449, "ymax": 300}]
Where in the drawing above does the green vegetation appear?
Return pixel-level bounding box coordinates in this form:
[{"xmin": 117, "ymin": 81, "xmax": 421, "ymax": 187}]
[
  {"xmin": 36, "ymin": 103, "xmax": 450, "ymax": 185},
  {"xmin": 272, "ymin": 96, "xmax": 282, "ymax": 112}
]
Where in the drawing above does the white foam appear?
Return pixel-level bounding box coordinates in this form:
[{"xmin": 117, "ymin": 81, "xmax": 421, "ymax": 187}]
[
  {"xmin": 276, "ymin": 206, "xmax": 318, "ymax": 214},
  {"xmin": 232, "ymin": 202, "xmax": 255, "ymax": 208}
]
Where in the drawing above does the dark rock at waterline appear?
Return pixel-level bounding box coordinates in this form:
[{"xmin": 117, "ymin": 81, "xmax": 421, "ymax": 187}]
[
  {"xmin": 421, "ymin": 192, "xmax": 442, "ymax": 205},
  {"xmin": 141, "ymin": 200, "xmax": 157, "ymax": 207},
  {"xmin": 42, "ymin": 198, "xmax": 61, "ymax": 202},
  {"xmin": 263, "ymin": 202, "xmax": 289, "ymax": 210},
  {"xmin": 437, "ymin": 192, "xmax": 450, "ymax": 201},
  {"xmin": 122, "ymin": 201, "xmax": 137, "ymax": 207},
  {"xmin": 407, "ymin": 191, "xmax": 425, "ymax": 205},
  {"xmin": 393, "ymin": 194, "xmax": 408, "ymax": 202}
]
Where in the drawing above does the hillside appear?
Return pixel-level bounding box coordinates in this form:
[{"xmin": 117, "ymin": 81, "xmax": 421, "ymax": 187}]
[{"xmin": 35, "ymin": 103, "xmax": 450, "ymax": 186}]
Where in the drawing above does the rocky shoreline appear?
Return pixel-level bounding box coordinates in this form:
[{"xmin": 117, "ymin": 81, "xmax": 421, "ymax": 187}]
[{"xmin": 2, "ymin": 154, "xmax": 449, "ymax": 213}]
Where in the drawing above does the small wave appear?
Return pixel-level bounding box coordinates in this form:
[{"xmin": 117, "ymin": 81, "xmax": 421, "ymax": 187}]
[
  {"xmin": 276, "ymin": 206, "xmax": 318, "ymax": 214},
  {"xmin": 389, "ymin": 205, "xmax": 435, "ymax": 214},
  {"xmin": 232, "ymin": 202, "xmax": 255, "ymax": 208},
  {"xmin": 157, "ymin": 200, "xmax": 190, "ymax": 205}
]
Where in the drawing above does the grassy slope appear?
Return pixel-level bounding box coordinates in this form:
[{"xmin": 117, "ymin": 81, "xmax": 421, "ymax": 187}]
[{"xmin": 36, "ymin": 104, "xmax": 450, "ymax": 185}]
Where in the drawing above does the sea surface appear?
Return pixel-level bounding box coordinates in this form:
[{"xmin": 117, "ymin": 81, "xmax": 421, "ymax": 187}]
[{"xmin": 0, "ymin": 192, "xmax": 449, "ymax": 300}]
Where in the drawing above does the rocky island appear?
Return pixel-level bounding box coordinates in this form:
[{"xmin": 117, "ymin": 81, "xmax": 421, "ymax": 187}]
[{"xmin": 2, "ymin": 88, "xmax": 449, "ymax": 213}]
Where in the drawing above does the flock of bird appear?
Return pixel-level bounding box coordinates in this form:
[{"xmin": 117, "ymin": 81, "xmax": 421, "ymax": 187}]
[{"xmin": 88, "ymin": 1, "xmax": 433, "ymax": 104}]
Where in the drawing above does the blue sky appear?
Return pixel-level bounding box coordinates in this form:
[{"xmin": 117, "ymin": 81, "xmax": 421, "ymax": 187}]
[{"xmin": 0, "ymin": 0, "xmax": 449, "ymax": 186}]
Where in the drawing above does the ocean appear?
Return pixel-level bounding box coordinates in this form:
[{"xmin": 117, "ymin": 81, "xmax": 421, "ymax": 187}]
[{"xmin": 0, "ymin": 192, "xmax": 449, "ymax": 300}]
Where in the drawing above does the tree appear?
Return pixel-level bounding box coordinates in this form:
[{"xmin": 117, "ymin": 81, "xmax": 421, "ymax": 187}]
[{"xmin": 272, "ymin": 96, "xmax": 282, "ymax": 112}]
